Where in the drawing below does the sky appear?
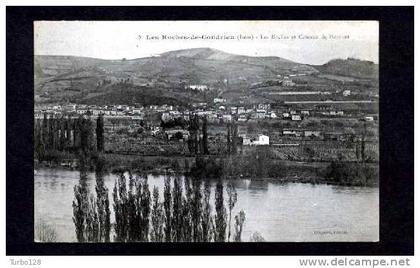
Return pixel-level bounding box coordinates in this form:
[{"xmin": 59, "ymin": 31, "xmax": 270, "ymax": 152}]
[{"xmin": 34, "ymin": 21, "xmax": 378, "ymax": 65}]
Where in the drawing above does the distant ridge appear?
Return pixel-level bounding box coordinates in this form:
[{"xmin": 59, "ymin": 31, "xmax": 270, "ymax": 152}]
[
  {"xmin": 314, "ymin": 58, "xmax": 378, "ymax": 79},
  {"xmin": 34, "ymin": 48, "xmax": 376, "ymax": 105}
]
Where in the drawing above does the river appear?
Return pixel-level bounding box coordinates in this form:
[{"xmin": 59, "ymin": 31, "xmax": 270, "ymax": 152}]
[{"xmin": 34, "ymin": 168, "xmax": 379, "ymax": 242}]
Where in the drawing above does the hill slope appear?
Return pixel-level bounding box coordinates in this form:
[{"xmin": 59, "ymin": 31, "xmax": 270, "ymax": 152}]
[
  {"xmin": 39, "ymin": 48, "xmax": 386, "ymax": 105},
  {"xmin": 314, "ymin": 58, "xmax": 378, "ymax": 79}
]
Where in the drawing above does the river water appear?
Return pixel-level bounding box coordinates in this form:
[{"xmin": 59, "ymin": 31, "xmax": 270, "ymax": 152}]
[{"xmin": 34, "ymin": 168, "xmax": 379, "ymax": 242}]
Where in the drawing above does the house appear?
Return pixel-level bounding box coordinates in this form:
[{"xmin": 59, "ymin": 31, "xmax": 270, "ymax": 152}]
[
  {"xmin": 186, "ymin": 85, "xmax": 208, "ymax": 91},
  {"xmin": 165, "ymin": 129, "xmax": 189, "ymax": 140},
  {"xmin": 238, "ymin": 115, "xmax": 247, "ymax": 122},
  {"xmin": 222, "ymin": 114, "xmax": 232, "ymax": 122},
  {"xmin": 329, "ymin": 110, "xmax": 344, "ymax": 116},
  {"xmin": 283, "ymin": 130, "xmax": 301, "ymax": 137},
  {"xmin": 255, "ymin": 110, "xmax": 266, "ymax": 119},
  {"xmin": 132, "ymin": 108, "xmax": 143, "ymax": 114},
  {"xmin": 343, "ymin": 90, "xmax": 351, "ymax": 96},
  {"xmin": 214, "ymin": 98, "xmax": 227, "ymax": 104},
  {"xmin": 242, "ymin": 137, "xmax": 252, "ymax": 145},
  {"xmin": 315, "ymin": 105, "xmax": 330, "ymax": 111},
  {"xmin": 258, "ymin": 103, "xmax": 271, "ymax": 110},
  {"xmin": 304, "ymin": 130, "xmax": 322, "ymax": 138},
  {"xmin": 64, "ymin": 104, "xmax": 77, "ymax": 112},
  {"xmin": 281, "ymin": 77, "xmax": 295, "ymax": 86},
  {"xmin": 252, "ymin": 135, "xmax": 270, "ymax": 145},
  {"xmin": 238, "ymin": 107, "xmax": 246, "ymax": 114},
  {"xmin": 291, "ymin": 114, "xmax": 302, "ymax": 121},
  {"xmin": 161, "ymin": 112, "xmax": 172, "ymax": 122},
  {"xmin": 76, "ymin": 109, "xmax": 88, "ymax": 115}
]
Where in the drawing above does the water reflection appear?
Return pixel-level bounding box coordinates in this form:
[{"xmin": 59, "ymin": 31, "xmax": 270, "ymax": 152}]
[
  {"xmin": 248, "ymin": 179, "xmax": 269, "ymax": 193},
  {"xmin": 34, "ymin": 168, "xmax": 379, "ymax": 242}
]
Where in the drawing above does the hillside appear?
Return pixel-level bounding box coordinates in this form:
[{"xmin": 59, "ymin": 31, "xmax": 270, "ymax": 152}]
[
  {"xmin": 315, "ymin": 58, "xmax": 379, "ymax": 79},
  {"xmin": 34, "ymin": 48, "xmax": 379, "ymax": 106},
  {"xmin": 34, "ymin": 48, "xmax": 321, "ymax": 105}
]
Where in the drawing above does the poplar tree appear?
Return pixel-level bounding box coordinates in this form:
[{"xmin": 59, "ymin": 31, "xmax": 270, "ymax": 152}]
[
  {"xmin": 201, "ymin": 181, "xmax": 212, "ymax": 242},
  {"xmin": 163, "ymin": 176, "xmax": 172, "ymax": 242},
  {"xmin": 95, "ymin": 158, "xmax": 111, "ymax": 242},
  {"xmin": 96, "ymin": 114, "xmax": 105, "ymax": 152},
  {"xmin": 202, "ymin": 116, "xmax": 209, "ymax": 155},
  {"xmin": 139, "ymin": 176, "xmax": 151, "ymax": 241},
  {"xmin": 171, "ymin": 176, "xmax": 183, "ymax": 241},
  {"xmin": 151, "ymin": 186, "xmax": 164, "ymax": 242},
  {"xmin": 226, "ymin": 183, "xmax": 237, "ymax": 242},
  {"xmin": 191, "ymin": 179, "xmax": 203, "ymax": 241},
  {"xmin": 214, "ymin": 181, "xmax": 227, "ymax": 242}
]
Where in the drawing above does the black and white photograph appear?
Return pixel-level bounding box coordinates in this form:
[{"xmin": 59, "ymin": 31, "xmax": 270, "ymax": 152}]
[{"xmin": 32, "ymin": 20, "xmax": 380, "ymax": 243}]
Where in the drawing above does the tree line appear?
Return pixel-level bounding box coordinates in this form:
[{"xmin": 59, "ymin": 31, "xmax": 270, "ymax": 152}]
[
  {"xmin": 34, "ymin": 114, "xmax": 105, "ymax": 161},
  {"xmin": 187, "ymin": 114, "xmax": 209, "ymax": 155},
  {"xmin": 72, "ymin": 159, "xmax": 246, "ymax": 242}
]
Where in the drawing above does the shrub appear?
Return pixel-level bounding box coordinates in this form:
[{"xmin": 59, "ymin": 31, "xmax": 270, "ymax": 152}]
[{"xmin": 35, "ymin": 219, "xmax": 57, "ymax": 242}]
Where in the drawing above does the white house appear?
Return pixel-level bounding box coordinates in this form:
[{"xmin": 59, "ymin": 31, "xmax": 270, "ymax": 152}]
[
  {"xmin": 236, "ymin": 107, "xmax": 245, "ymax": 114},
  {"xmin": 214, "ymin": 98, "xmax": 226, "ymax": 104},
  {"xmin": 291, "ymin": 114, "xmax": 302, "ymax": 121},
  {"xmin": 187, "ymin": 85, "xmax": 208, "ymax": 91},
  {"xmin": 222, "ymin": 114, "xmax": 232, "ymax": 122},
  {"xmin": 343, "ymin": 90, "xmax": 351, "ymax": 96},
  {"xmin": 252, "ymin": 135, "xmax": 270, "ymax": 145},
  {"xmin": 238, "ymin": 115, "xmax": 247, "ymax": 122}
]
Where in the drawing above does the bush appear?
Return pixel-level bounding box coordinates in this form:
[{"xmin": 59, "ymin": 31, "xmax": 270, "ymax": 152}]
[
  {"xmin": 325, "ymin": 161, "xmax": 378, "ymax": 186},
  {"xmin": 35, "ymin": 219, "xmax": 57, "ymax": 242}
]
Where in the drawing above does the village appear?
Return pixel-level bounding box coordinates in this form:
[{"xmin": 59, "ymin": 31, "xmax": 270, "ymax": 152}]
[{"xmin": 34, "ymin": 91, "xmax": 379, "ymax": 163}]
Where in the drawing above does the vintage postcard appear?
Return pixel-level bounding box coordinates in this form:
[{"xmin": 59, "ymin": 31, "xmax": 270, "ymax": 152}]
[{"xmin": 33, "ymin": 21, "xmax": 379, "ymax": 243}]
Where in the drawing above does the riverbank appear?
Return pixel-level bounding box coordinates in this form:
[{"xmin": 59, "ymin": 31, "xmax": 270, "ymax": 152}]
[{"xmin": 34, "ymin": 151, "xmax": 379, "ymax": 187}]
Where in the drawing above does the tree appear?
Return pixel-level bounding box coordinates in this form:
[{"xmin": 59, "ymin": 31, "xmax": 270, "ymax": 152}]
[
  {"xmin": 361, "ymin": 122, "xmax": 367, "ymax": 163},
  {"xmin": 201, "ymin": 181, "xmax": 212, "ymax": 242},
  {"xmin": 96, "ymin": 114, "xmax": 105, "ymax": 152},
  {"xmin": 59, "ymin": 116, "xmax": 67, "ymax": 151},
  {"xmin": 72, "ymin": 158, "xmax": 90, "ymax": 242},
  {"xmin": 163, "ymin": 176, "xmax": 172, "ymax": 242},
  {"xmin": 181, "ymin": 177, "xmax": 193, "ymax": 241},
  {"xmin": 66, "ymin": 117, "xmax": 73, "ymax": 150},
  {"xmin": 113, "ymin": 172, "xmax": 129, "ymax": 242},
  {"xmin": 171, "ymin": 175, "xmax": 184, "ymax": 241},
  {"xmin": 231, "ymin": 121, "xmax": 238, "ymax": 155},
  {"xmin": 233, "ymin": 210, "xmax": 246, "ymax": 242},
  {"xmin": 95, "ymin": 158, "xmax": 111, "ymax": 242},
  {"xmin": 191, "ymin": 180, "xmax": 202, "ymax": 241},
  {"xmin": 202, "ymin": 116, "xmax": 209, "ymax": 154},
  {"xmin": 214, "ymin": 181, "xmax": 227, "ymax": 242},
  {"xmin": 151, "ymin": 186, "xmax": 165, "ymax": 242},
  {"xmin": 34, "ymin": 119, "xmax": 45, "ymax": 161},
  {"xmin": 42, "ymin": 113, "xmax": 49, "ymax": 149},
  {"xmin": 173, "ymin": 131, "xmax": 184, "ymax": 141},
  {"xmin": 227, "ymin": 123, "xmax": 231, "ymax": 154},
  {"xmin": 226, "ymin": 183, "xmax": 237, "ymax": 241},
  {"xmin": 139, "ymin": 176, "xmax": 151, "ymax": 241}
]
